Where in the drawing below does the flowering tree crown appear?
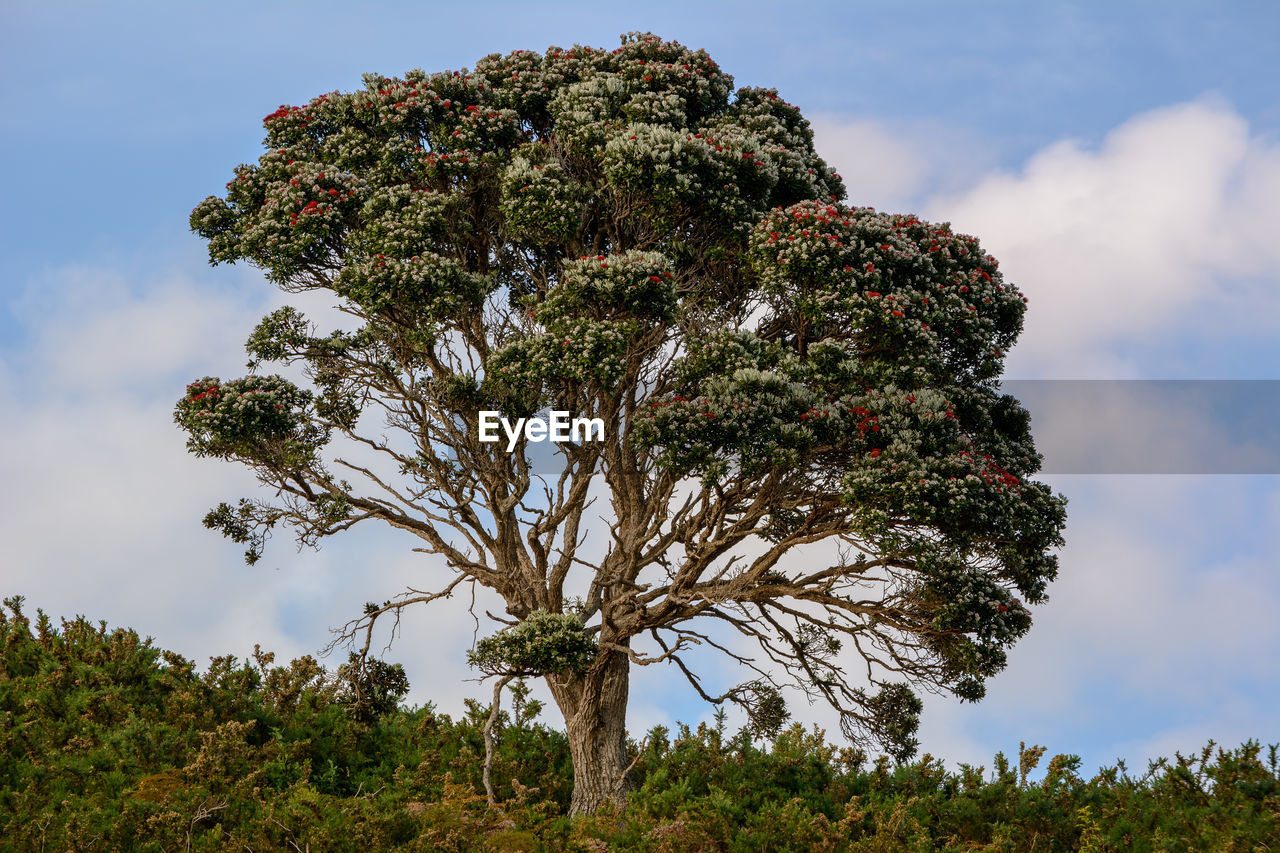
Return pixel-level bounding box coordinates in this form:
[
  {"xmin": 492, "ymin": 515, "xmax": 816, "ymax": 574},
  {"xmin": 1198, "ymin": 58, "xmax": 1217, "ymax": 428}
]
[{"xmin": 182, "ymin": 33, "xmax": 1066, "ymax": 763}]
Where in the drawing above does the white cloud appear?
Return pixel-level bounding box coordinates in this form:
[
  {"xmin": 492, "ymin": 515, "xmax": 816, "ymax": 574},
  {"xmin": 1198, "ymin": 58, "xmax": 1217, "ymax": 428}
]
[
  {"xmin": 1056, "ymin": 477, "xmax": 1279, "ymax": 686},
  {"xmin": 913, "ymin": 475, "xmax": 1280, "ymax": 770},
  {"xmin": 923, "ymin": 99, "xmax": 1280, "ymax": 376},
  {"xmin": 10, "ymin": 265, "xmax": 253, "ymax": 394},
  {"xmin": 811, "ymin": 114, "xmax": 993, "ymax": 214},
  {"xmin": 0, "ymin": 264, "xmax": 300, "ymax": 655}
]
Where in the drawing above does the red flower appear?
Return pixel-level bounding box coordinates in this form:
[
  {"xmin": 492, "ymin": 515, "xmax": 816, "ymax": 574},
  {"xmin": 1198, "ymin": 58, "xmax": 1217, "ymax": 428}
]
[{"xmin": 869, "ymin": 448, "xmax": 881, "ymax": 458}]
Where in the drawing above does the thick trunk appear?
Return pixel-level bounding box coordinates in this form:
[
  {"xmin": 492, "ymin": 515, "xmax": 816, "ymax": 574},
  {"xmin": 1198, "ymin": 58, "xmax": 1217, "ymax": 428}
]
[{"xmin": 548, "ymin": 646, "xmax": 633, "ymax": 815}]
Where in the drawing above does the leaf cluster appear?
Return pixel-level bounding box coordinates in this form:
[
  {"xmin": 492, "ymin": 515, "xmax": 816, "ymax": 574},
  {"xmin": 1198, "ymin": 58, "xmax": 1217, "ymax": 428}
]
[{"xmin": 467, "ymin": 610, "xmax": 598, "ymax": 677}]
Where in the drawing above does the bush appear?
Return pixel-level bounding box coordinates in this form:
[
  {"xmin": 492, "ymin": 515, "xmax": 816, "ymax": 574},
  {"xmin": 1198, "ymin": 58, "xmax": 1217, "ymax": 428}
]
[{"xmin": 2, "ymin": 596, "xmax": 1276, "ymax": 851}]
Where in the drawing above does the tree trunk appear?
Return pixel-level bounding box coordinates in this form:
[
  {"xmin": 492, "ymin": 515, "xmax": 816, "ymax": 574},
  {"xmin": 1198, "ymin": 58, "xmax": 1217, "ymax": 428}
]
[{"xmin": 548, "ymin": 646, "xmax": 633, "ymax": 815}]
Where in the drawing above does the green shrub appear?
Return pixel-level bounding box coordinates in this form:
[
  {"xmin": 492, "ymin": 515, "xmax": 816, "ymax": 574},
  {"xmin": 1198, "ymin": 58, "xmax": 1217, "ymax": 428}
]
[{"xmin": 2, "ymin": 596, "xmax": 1277, "ymax": 851}]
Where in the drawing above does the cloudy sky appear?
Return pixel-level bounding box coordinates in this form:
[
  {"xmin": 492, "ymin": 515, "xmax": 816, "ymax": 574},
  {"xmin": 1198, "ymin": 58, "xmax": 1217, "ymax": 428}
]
[{"xmin": 2, "ymin": 1, "xmax": 1277, "ymax": 776}]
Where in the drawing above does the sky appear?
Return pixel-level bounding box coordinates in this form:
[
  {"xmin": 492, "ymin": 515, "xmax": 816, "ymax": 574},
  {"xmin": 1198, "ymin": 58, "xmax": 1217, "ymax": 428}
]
[{"xmin": 1, "ymin": 0, "xmax": 1278, "ymax": 779}]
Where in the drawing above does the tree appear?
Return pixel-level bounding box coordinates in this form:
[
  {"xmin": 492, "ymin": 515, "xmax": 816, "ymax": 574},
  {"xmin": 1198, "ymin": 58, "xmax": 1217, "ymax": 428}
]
[{"xmin": 179, "ymin": 32, "xmax": 1067, "ymax": 815}]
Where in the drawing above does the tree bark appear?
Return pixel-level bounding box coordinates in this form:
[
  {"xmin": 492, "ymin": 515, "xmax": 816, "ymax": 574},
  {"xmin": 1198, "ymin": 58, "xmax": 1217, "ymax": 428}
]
[{"xmin": 548, "ymin": 646, "xmax": 633, "ymax": 815}]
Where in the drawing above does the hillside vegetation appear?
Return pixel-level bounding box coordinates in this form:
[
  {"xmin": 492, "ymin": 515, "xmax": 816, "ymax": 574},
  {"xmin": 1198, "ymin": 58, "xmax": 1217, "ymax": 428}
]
[{"xmin": 1, "ymin": 597, "xmax": 1275, "ymax": 851}]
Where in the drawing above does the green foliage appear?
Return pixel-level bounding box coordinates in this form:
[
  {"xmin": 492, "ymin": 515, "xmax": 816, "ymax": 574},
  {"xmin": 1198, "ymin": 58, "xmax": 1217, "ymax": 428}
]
[
  {"xmin": 467, "ymin": 610, "xmax": 598, "ymax": 677},
  {"xmin": 3, "ymin": 598, "xmax": 1277, "ymax": 849},
  {"xmin": 0, "ymin": 596, "xmax": 571, "ymax": 851},
  {"xmin": 174, "ymin": 374, "xmax": 325, "ymax": 467},
  {"xmin": 335, "ymin": 652, "xmax": 411, "ymax": 724},
  {"xmin": 854, "ymin": 683, "xmax": 924, "ymax": 764}
]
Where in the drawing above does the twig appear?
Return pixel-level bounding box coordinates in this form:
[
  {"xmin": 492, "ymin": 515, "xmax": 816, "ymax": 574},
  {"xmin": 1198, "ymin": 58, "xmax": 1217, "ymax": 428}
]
[
  {"xmin": 617, "ymin": 735, "xmax": 651, "ymax": 794},
  {"xmin": 187, "ymin": 798, "xmax": 227, "ymax": 852}
]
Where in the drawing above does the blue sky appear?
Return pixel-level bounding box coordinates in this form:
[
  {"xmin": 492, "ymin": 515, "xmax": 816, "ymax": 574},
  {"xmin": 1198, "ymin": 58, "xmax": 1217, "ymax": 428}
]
[{"xmin": 2, "ymin": 1, "xmax": 1277, "ymax": 777}]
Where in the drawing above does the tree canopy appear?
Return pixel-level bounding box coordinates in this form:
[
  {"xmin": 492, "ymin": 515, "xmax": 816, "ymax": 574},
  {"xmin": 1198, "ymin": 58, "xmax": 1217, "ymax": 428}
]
[{"xmin": 179, "ymin": 31, "xmax": 1066, "ymax": 813}]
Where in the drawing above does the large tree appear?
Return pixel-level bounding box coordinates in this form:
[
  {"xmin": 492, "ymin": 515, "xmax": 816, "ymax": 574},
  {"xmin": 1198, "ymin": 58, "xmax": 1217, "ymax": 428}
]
[{"xmin": 179, "ymin": 32, "xmax": 1066, "ymax": 814}]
